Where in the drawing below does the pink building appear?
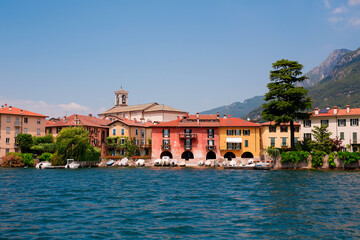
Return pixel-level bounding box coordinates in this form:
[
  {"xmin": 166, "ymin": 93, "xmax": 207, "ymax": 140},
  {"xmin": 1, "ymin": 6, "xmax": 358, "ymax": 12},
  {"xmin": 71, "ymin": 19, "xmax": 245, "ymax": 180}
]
[{"xmin": 151, "ymin": 114, "xmax": 220, "ymax": 165}]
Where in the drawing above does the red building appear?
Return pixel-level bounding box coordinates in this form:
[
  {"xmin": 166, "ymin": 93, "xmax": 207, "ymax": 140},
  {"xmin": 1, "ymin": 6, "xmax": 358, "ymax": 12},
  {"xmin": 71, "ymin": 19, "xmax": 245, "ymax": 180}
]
[{"xmin": 151, "ymin": 114, "xmax": 220, "ymax": 165}]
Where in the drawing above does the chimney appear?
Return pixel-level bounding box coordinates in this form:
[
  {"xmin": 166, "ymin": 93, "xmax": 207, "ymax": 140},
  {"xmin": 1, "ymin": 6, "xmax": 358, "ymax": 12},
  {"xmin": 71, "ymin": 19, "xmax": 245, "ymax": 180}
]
[
  {"xmin": 177, "ymin": 116, "xmax": 180, "ymax": 120},
  {"xmin": 315, "ymin": 108, "xmax": 319, "ymax": 115},
  {"xmin": 20, "ymin": 109, "xmax": 23, "ymax": 114},
  {"xmin": 223, "ymin": 114, "xmax": 227, "ymax": 119},
  {"xmin": 64, "ymin": 116, "xmax": 67, "ymax": 120},
  {"xmin": 196, "ymin": 112, "xmax": 200, "ymax": 125},
  {"xmin": 9, "ymin": 106, "xmax": 12, "ymax": 111},
  {"xmin": 216, "ymin": 112, "xmax": 220, "ymax": 119},
  {"xmin": 1, "ymin": 105, "xmax": 3, "ymax": 109},
  {"xmin": 333, "ymin": 106, "xmax": 338, "ymax": 115},
  {"xmin": 346, "ymin": 105, "xmax": 350, "ymax": 113},
  {"xmin": 89, "ymin": 113, "xmax": 92, "ymax": 117}
]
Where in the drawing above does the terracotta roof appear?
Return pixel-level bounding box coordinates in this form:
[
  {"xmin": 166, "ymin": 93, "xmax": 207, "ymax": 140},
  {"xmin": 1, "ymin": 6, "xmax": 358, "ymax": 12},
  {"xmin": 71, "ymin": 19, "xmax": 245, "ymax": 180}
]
[
  {"xmin": 46, "ymin": 114, "xmax": 111, "ymax": 128},
  {"xmin": 261, "ymin": 121, "xmax": 301, "ymax": 126},
  {"xmin": 144, "ymin": 104, "xmax": 187, "ymax": 113},
  {"xmin": 188, "ymin": 114, "xmax": 219, "ymax": 120},
  {"xmin": 311, "ymin": 108, "xmax": 360, "ymax": 117},
  {"xmin": 108, "ymin": 118, "xmax": 154, "ymax": 128},
  {"xmin": 220, "ymin": 118, "xmax": 261, "ymax": 127},
  {"xmin": 0, "ymin": 106, "xmax": 47, "ymax": 117},
  {"xmin": 152, "ymin": 119, "xmax": 219, "ymax": 128},
  {"xmin": 99, "ymin": 103, "xmax": 158, "ymax": 115}
]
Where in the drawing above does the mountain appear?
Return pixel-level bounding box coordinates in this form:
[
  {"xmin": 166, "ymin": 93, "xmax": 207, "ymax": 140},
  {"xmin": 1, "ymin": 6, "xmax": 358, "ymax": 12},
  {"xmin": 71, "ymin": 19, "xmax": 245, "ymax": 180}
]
[
  {"xmin": 308, "ymin": 47, "xmax": 360, "ymax": 108},
  {"xmin": 199, "ymin": 95, "xmax": 265, "ymax": 118},
  {"xmin": 297, "ymin": 49, "xmax": 351, "ymax": 88}
]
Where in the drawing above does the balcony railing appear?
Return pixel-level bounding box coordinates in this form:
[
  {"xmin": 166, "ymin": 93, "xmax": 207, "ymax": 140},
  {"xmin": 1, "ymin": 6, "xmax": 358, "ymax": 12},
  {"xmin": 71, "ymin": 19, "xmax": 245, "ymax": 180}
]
[
  {"xmin": 184, "ymin": 145, "xmax": 192, "ymax": 150},
  {"xmin": 14, "ymin": 122, "xmax": 21, "ymax": 127},
  {"xmin": 162, "ymin": 144, "xmax": 171, "ymax": 150},
  {"xmin": 140, "ymin": 144, "xmax": 151, "ymax": 149},
  {"xmin": 179, "ymin": 133, "xmax": 197, "ymax": 139},
  {"xmin": 206, "ymin": 145, "xmax": 216, "ymax": 150}
]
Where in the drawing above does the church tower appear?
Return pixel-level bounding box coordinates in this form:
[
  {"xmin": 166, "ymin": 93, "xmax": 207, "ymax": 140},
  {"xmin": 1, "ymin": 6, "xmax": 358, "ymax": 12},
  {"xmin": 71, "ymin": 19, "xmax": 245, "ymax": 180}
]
[{"xmin": 114, "ymin": 87, "xmax": 128, "ymax": 107}]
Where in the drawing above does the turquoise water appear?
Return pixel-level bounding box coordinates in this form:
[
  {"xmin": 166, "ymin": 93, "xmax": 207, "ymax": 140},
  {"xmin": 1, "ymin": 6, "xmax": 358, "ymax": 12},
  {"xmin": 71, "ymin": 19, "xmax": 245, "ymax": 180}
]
[{"xmin": 0, "ymin": 168, "xmax": 360, "ymax": 239}]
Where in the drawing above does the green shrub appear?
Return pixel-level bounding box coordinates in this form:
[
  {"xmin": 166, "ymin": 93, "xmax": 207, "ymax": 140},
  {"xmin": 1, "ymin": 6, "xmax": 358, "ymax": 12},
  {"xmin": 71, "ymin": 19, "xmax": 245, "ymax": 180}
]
[
  {"xmin": 50, "ymin": 152, "xmax": 66, "ymax": 166},
  {"xmin": 328, "ymin": 152, "xmax": 336, "ymax": 169},
  {"xmin": 281, "ymin": 151, "xmax": 310, "ymax": 164},
  {"xmin": 39, "ymin": 152, "xmax": 53, "ymax": 162},
  {"xmin": 311, "ymin": 151, "xmax": 326, "ymax": 168},
  {"xmin": 21, "ymin": 153, "xmax": 34, "ymax": 167},
  {"xmin": 337, "ymin": 151, "xmax": 360, "ymax": 166}
]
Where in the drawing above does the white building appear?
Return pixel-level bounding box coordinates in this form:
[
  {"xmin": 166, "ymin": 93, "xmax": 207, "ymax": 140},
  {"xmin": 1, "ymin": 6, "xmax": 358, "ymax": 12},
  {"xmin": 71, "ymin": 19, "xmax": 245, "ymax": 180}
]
[
  {"xmin": 98, "ymin": 88, "xmax": 188, "ymax": 122},
  {"xmin": 301, "ymin": 106, "xmax": 360, "ymax": 152}
]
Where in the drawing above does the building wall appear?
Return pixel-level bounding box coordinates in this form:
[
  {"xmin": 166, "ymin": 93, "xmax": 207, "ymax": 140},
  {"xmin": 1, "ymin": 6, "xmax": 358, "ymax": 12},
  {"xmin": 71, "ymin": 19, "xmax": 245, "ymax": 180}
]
[
  {"xmin": 151, "ymin": 127, "xmax": 220, "ymax": 164},
  {"xmin": 0, "ymin": 114, "xmax": 46, "ymax": 159},
  {"xmin": 301, "ymin": 116, "xmax": 360, "ymax": 151},
  {"xmin": 107, "ymin": 111, "xmax": 186, "ymax": 123},
  {"xmin": 261, "ymin": 125, "xmax": 301, "ymax": 149},
  {"xmin": 219, "ymin": 127, "xmax": 261, "ymax": 160}
]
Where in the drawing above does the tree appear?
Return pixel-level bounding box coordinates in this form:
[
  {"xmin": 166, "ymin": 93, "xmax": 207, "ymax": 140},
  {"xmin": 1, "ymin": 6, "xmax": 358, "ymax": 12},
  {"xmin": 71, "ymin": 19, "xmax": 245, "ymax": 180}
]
[
  {"xmin": 124, "ymin": 137, "xmax": 140, "ymax": 158},
  {"xmin": 310, "ymin": 125, "xmax": 333, "ymax": 153},
  {"xmin": 55, "ymin": 127, "xmax": 89, "ymax": 161},
  {"xmin": 262, "ymin": 59, "xmax": 312, "ymax": 150},
  {"xmin": 17, "ymin": 134, "xmax": 33, "ymax": 153}
]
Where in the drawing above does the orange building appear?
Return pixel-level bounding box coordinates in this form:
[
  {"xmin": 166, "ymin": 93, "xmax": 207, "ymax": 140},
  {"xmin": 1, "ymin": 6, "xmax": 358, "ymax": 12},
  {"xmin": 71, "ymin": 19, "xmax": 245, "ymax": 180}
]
[{"xmin": 0, "ymin": 105, "xmax": 47, "ymax": 160}]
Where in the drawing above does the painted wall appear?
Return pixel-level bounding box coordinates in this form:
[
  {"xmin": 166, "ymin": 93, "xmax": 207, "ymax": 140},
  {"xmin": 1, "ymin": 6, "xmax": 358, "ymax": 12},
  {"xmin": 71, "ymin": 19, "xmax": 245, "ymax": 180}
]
[{"xmin": 261, "ymin": 125, "xmax": 301, "ymax": 149}]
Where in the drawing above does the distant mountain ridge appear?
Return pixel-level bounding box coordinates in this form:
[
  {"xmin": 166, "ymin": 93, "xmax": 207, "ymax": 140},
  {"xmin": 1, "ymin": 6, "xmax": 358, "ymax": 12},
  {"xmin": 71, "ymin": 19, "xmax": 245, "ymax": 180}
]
[{"xmin": 199, "ymin": 95, "xmax": 265, "ymax": 118}]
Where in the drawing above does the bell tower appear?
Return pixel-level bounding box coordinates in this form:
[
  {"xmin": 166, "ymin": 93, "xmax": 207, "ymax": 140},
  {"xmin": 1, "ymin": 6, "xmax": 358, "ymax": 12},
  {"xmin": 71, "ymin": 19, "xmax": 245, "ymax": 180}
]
[{"xmin": 114, "ymin": 87, "xmax": 128, "ymax": 107}]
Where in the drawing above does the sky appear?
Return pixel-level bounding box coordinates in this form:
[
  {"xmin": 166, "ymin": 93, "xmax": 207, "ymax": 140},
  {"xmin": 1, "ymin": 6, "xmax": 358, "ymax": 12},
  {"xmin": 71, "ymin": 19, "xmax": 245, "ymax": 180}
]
[{"xmin": 1, "ymin": 0, "xmax": 360, "ymax": 118}]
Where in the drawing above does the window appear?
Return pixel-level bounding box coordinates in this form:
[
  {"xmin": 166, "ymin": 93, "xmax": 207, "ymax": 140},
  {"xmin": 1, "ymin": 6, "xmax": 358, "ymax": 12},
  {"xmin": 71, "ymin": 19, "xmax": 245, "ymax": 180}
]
[
  {"xmin": 184, "ymin": 129, "xmax": 192, "ymax": 136},
  {"xmin": 37, "ymin": 128, "xmax": 40, "ymax": 135},
  {"xmin": 6, "ymin": 138, "xmax": 10, "ymax": 144},
  {"xmin": 185, "ymin": 138, "xmax": 192, "ymax": 148},
  {"xmin": 120, "ymin": 138, "xmax": 125, "ymax": 144},
  {"xmin": 141, "ymin": 129, "xmax": 145, "ymax": 138},
  {"xmin": 243, "ymin": 130, "xmax": 250, "ymax": 136},
  {"xmin": 113, "ymin": 129, "xmax": 116, "ymax": 136},
  {"xmin": 245, "ymin": 140, "xmax": 248, "ymax": 147},
  {"xmin": 295, "ymin": 126, "xmax": 300, "ymax": 132},
  {"xmin": 24, "ymin": 118, "xmax": 28, "ymax": 124},
  {"xmin": 235, "ymin": 143, "xmax": 241, "ymax": 150},
  {"xmin": 94, "ymin": 128, "xmax": 98, "ymax": 134},
  {"xmin": 208, "ymin": 129, "xmax": 214, "ymax": 138},
  {"xmin": 227, "ymin": 143, "xmax": 241, "ymax": 150},
  {"xmin": 37, "ymin": 119, "xmax": 41, "ymax": 124},
  {"xmin": 338, "ymin": 119, "xmax": 346, "ymax": 127},
  {"xmin": 269, "ymin": 126, "xmax": 276, "ymax": 132},
  {"xmin": 15, "ymin": 128, "xmax": 19, "ymax": 136},
  {"xmin": 56, "ymin": 127, "xmax": 62, "ymax": 133},
  {"xmin": 6, "ymin": 127, "xmax": 10, "ymax": 134},
  {"xmin": 226, "ymin": 130, "xmax": 234, "ymax": 135},
  {"xmin": 47, "ymin": 128, "xmax": 51, "ymax": 134},
  {"xmin": 25, "ymin": 128, "xmax": 28, "ymax": 134},
  {"xmin": 350, "ymin": 119, "xmax": 359, "ymax": 126},
  {"xmin": 270, "ymin": 137, "xmax": 275, "ymax": 147},
  {"xmin": 235, "ymin": 130, "xmax": 241, "ymax": 136},
  {"xmin": 282, "ymin": 137, "xmax": 287, "ymax": 147},
  {"xmin": 304, "ymin": 133, "xmax": 312, "ymax": 140},
  {"xmin": 141, "ymin": 139, "xmax": 145, "ymax": 145},
  {"xmin": 135, "ymin": 129, "xmax": 138, "ymax": 135},
  {"xmin": 340, "ymin": 132, "xmax": 344, "ymax": 140},
  {"xmin": 115, "ymin": 139, "xmax": 118, "ymax": 144},
  {"xmin": 6, "ymin": 116, "xmax": 10, "ymax": 123},
  {"xmin": 94, "ymin": 139, "xmax": 98, "ymax": 146},
  {"xmin": 121, "ymin": 149, "xmax": 125, "ymax": 155},
  {"xmin": 136, "ymin": 139, "xmax": 139, "ymax": 145},
  {"xmin": 354, "ymin": 146, "xmax": 358, "ymax": 152},
  {"xmin": 294, "ymin": 137, "xmax": 298, "ymax": 145},
  {"xmin": 321, "ymin": 120, "xmax": 329, "ymax": 126},
  {"xmin": 163, "ymin": 139, "xmax": 170, "ymax": 149},
  {"xmin": 15, "ymin": 117, "xmax": 19, "ymax": 126},
  {"xmin": 207, "ymin": 139, "xmax": 214, "ymax": 146},
  {"xmin": 163, "ymin": 129, "xmax": 170, "ymax": 138},
  {"xmin": 226, "ymin": 142, "xmax": 233, "ymax": 150},
  {"xmin": 121, "ymin": 128, "xmax": 125, "ymax": 135},
  {"xmin": 304, "ymin": 120, "xmax": 311, "ymax": 127},
  {"xmin": 6, "ymin": 149, "xmax": 9, "ymax": 154},
  {"xmin": 353, "ymin": 132, "xmax": 357, "ymax": 144},
  {"xmin": 280, "ymin": 126, "xmax": 288, "ymax": 133}
]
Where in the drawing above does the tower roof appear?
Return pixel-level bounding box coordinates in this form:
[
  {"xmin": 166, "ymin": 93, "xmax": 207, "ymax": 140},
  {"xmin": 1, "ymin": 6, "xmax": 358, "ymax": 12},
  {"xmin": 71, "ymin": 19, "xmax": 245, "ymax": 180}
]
[{"xmin": 114, "ymin": 87, "xmax": 128, "ymax": 94}]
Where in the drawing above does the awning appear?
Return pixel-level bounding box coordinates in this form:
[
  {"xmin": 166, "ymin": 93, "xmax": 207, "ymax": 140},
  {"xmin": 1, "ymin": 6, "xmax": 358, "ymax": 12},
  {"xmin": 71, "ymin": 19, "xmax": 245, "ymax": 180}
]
[{"xmin": 226, "ymin": 137, "xmax": 242, "ymax": 143}]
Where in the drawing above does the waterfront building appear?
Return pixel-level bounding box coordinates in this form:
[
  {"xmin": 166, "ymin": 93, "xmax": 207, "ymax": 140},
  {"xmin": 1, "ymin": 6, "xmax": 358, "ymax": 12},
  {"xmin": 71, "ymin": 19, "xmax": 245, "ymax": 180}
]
[
  {"xmin": 107, "ymin": 118, "xmax": 153, "ymax": 157},
  {"xmin": 219, "ymin": 117, "xmax": 262, "ymax": 160},
  {"xmin": 0, "ymin": 105, "xmax": 47, "ymax": 159},
  {"xmin": 301, "ymin": 106, "xmax": 360, "ymax": 152},
  {"xmin": 261, "ymin": 121, "xmax": 301, "ymax": 150},
  {"xmin": 151, "ymin": 114, "xmax": 221, "ymax": 165},
  {"xmin": 46, "ymin": 114, "xmax": 111, "ymax": 157},
  {"xmin": 98, "ymin": 88, "xmax": 188, "ymax": 122}
]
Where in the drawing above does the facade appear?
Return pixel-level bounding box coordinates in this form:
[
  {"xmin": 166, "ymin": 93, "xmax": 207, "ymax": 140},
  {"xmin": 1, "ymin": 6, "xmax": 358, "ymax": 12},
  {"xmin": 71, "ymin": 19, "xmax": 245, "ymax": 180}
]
[
  {"xmin": 151, "ymin": 114, "xmax": 221, "ymax": 165},
  {"xmin": 46, "ymin": 114, "xmax": 111, "ymax": 157},
  {"xmin": 0, "ymin": 105, "xmax": 47, "ymax": 159},
  {"xmin": 107, "ymin": 118, "xmax": 152, "ymax": 156},
  {"xmin": 261, "ymin": 121, "xmax": 301, "ymax": 150},
  {"xmin": 301, "ymin": 106, "xmax": 360, "ymax": 152},
  {"xmin": 219, "ymin": 117, "xmax": 262, "ymax": 160},
  {"xmin": 98, "ymin": 88, "xmax": 188, "ymax": 122}
]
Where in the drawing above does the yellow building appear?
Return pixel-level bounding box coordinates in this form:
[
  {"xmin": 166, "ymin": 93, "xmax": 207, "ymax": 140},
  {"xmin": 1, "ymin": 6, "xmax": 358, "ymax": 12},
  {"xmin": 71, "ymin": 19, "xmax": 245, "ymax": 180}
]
[
  {"xmin": 107, "ymin": 118, "xmax": 152, "ymax": 156},
  {"xmin": 219, "ymin": 117, "xmax": 261, "ymax": 160},
  {"xmin": 260, "ymin": 121, "xmax": 301, "ymax": 150}
]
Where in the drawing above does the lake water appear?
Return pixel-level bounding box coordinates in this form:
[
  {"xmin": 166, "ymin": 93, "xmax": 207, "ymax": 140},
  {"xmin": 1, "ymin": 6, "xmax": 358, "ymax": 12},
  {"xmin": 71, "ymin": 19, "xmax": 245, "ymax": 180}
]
[{"xmin": 0, "ymin": 168, "xmax": 360, "ymax": 239}]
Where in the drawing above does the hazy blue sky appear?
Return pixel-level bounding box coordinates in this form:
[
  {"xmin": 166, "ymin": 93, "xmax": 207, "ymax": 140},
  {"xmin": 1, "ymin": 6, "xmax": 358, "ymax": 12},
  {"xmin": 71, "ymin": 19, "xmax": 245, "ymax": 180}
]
[{"xmin": 1, "ymin": 0, "xmax": 360, "ymax": 117}]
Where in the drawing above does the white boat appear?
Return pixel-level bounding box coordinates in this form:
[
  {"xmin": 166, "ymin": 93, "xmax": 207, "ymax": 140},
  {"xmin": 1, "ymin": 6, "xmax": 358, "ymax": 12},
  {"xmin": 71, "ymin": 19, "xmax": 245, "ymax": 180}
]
[
  {"xmin": 154, "ymin": 159, "xmax": 162, "ymax": 166},
  {"xmin": 119, "ymin": 158, "xmax": 129, "ymax": 167},
  {"xmin": 170, "ymin": 159, "xmax": 178, "ymax": 167},
  {"xmin": 162, "ymin": 156, "xmax": 170, "ymax": 166},
  {"xmin": 136, "ymin": 159, "xmax": 145, "ymax": 167},
  {"xmin": 214, "ymin": 160, "xmax": 220, "ymax": 167},
  {"xmin": 36, "ymin": 161, "xmax": 52, "ymax": 169},
  {"xmin": 229, "ymin": 160, "xmax": 237, "ymax": 167},
  {"xmin": 198, "ymin": 160, "xmax": 204, "ymax": 166},
  {"xmin": 106, "ymin": 160, "xmax": 114, "ymax": 166},
  {"xmin": 65, "ymin": 159, "xmax": 80, "ymax": 169},
  {"xmin": 205, "ymin": 160, "xmax": 212, "ymax": 167}
]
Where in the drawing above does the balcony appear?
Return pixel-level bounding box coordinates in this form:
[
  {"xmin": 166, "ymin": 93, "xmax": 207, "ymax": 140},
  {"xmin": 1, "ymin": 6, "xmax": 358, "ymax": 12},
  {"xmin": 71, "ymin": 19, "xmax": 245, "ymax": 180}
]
[
  {"xmin": 179, "ymin": 133, "xmax": 197, "ymax": 139},
  {"xmin": 140, "ymin": 144, "xmax": 151, "ymax": 149},
  {"xmin": 14, "ymin": 122, "xmax": 21, "ymax": 127},
  {"xmin": 184, "ymin": 145, "xmax": 192, "ymax": 150},
  {"xmin": 162, "ymin": 144, "xmax": 171, "ymax": 150},
  {"xmin": 206, "ymin": 145, "xmax": 216, "ymax": 150}
]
